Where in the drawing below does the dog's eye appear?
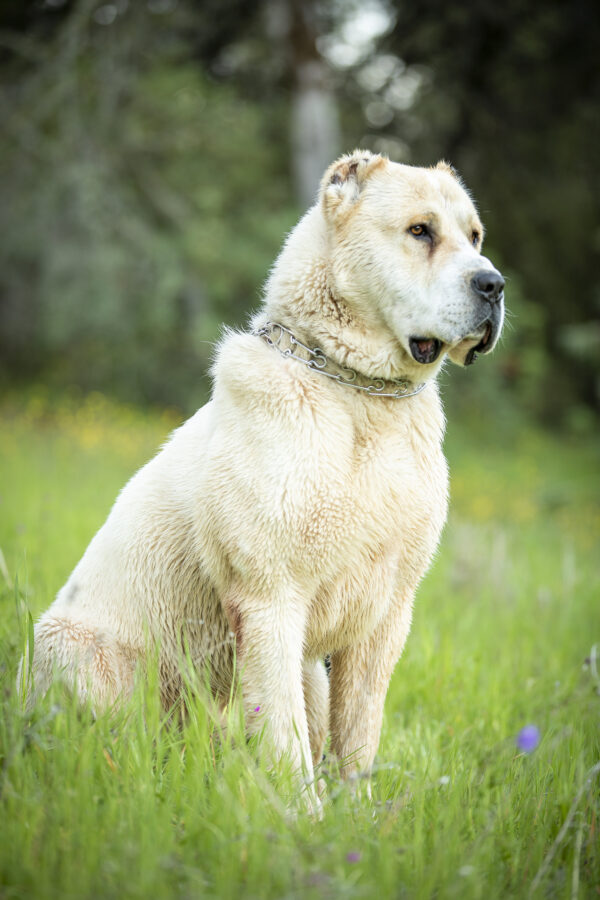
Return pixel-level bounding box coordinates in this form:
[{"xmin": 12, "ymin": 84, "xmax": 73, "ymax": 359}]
[
  {"xmin": 409, "ymin": 224, "xmax": 429, "ymax": 239},
  {"xmin": 471, "ymin": 231, "xmax": 480, "ymax": 246}
]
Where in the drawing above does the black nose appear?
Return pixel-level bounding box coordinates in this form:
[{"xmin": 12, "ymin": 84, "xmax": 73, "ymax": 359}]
[{"xmin": 471, "ymin": 270, "xmax": 505, "ymax": 303}]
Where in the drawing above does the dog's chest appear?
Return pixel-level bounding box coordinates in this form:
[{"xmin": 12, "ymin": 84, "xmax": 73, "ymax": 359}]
[
  {"xmin": 202, "ymin": 368, "xmax": 448, "ymax": 655},
  {"xmin": 302, "ymin": 414, "xmax": 448, "ymax": 654}
]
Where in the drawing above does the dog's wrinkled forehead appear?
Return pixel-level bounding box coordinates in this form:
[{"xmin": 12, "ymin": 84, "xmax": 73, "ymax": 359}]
[
  {"xmin": 363, "ymin": 168, "xmax": 483, "ymax": 248},
  {"xmin": 375, "ymin": 165, "xmax": 478, "ymax": 226},
  {"xmin": 322, "ymin": 151, "xmax": 482, "ymax": 238}
]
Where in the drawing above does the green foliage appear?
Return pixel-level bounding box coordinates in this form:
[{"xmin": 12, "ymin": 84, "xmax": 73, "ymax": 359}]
[
  {"xmin": 0, "ymin": 2, "xmax": 297, "ymax": 411},
  {"xmin": 0, "ymin": 394, "xmax": 599, "ymax": 898}
]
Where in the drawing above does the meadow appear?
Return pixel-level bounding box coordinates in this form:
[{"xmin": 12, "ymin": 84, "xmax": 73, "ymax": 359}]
[{"xmin": 0, "ymin": 389, "xmax": 598, "ymax": 899}]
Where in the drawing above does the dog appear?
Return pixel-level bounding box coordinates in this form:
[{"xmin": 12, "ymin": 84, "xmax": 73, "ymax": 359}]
[{"xmin": 22, "ymin": 151, "xmax": 504, "ymax": 810}]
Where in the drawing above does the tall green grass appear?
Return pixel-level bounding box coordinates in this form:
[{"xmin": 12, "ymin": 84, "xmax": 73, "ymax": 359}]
[{"xmin": 1, "ymin": 390, "xmax": 599, "ymax": 899}]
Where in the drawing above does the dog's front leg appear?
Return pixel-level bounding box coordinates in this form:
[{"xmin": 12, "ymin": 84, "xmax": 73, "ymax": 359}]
[
  {"xmin": 329, "ymin": 593, "xmax": 414, "ymax": 784},
  {"xmin": 226, "ymin": 592, "xmax": 318, "ymax": 812}
]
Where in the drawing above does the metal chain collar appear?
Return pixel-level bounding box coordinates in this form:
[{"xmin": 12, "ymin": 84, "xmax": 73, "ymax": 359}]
[{"xmin": 253, "ymin": 322, "xmax": 426, "ymax": 400}]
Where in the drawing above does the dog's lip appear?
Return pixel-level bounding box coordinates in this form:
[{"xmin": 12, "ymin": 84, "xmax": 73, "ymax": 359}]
[
  {"xmin": 464, "ymin": 321, "xmax": 493, "ymax": 366},
  {"xmin": 477, "ymin": 321, "xmax": 493, "ymax": 351},
  {"xmin": 409, "ymin": 336, "xmax": 443, "ymax": 365}
]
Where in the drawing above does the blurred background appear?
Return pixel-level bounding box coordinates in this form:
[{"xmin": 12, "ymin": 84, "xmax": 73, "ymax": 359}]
[{"xmin": 0, "ymin": 0, "xmax": 598, "ymax": 428}]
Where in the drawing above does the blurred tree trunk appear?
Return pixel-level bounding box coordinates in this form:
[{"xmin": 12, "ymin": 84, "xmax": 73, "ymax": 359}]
[{"xmin": 284, "ymin": 0, "xmax": 340, "ymax": 208}]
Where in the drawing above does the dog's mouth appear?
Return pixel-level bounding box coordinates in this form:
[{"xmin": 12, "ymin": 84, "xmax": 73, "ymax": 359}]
[
  {"xmin": 408, "ymin": 319, "xmax": 494, "ymax": 366},
  {"xmin": 409, "ymin": 318, "xmax": 497, "ymax": 367},
  {"xmin": 409, "ymin": 337, "xmax": 443, "ymax": 365},
  {"xmin": 464, "ymin": 321, "xmax": 493, "ymax": 366}
]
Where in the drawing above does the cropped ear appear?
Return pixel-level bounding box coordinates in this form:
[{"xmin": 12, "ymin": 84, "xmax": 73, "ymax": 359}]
[
  {"xmin": 434, "ymin": 159, "xmax": 467, "ymax": 188},
  {"xmin": 321, "ymin": 150, "xmax": 387, "ymax": 222},
  {"xmin": 434, "ymin": 160, "xmax": 460, "ymax": 179}
]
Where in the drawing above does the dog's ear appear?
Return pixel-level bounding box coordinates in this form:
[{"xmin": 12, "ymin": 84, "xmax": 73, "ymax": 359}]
[
  {"xmin": 321, "ymin": 150, "xmax": 386, "ymax": 222},
  {"xmin": 434, "ymin": 160, "xmax": 473, "ymax": 202},
  {"xmin": 434, "ymin": 160, "xmax": 460, "ymax": 180}
]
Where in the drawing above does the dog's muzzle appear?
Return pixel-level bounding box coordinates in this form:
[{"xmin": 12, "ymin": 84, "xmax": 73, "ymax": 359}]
[
  {"xmin": 409, "ymin": 266, "xmax": 505, "ymax": 367},
  {"xmin": 463, "ymin": 269, "xmax": 505, "ymax": 365}
]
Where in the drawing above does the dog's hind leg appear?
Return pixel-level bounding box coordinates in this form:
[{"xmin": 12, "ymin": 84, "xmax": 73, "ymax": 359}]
[
  {"xmin": 21, "ymin": 615, "xmax": 137, "ymax": 713},
  {"xmin": 303, "ymin": 659, "xmax": 329, "ymax": 767}
]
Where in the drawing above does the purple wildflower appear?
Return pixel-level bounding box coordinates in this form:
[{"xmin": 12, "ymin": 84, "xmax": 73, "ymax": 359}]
[
  {"xmin": 254, "ymin": 705, "xmax": 261, "ymax": 712},
  {"xmin": 346, "ymin": 851, "xmax": 361, "ymax": 863},
  {"xmin": 516, "ymin": 724, "xmax": 540, "ymax": 753}
]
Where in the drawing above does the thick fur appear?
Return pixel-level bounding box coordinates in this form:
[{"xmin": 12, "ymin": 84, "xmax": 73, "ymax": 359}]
[{"xmin": 23, "ymin": 152, "xmax": 503, "ymax": 808}]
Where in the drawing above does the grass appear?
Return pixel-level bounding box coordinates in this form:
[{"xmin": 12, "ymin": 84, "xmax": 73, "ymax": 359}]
[{"xmin": 0, "ymin": 388, "xmax": 599, "ymax": 899}]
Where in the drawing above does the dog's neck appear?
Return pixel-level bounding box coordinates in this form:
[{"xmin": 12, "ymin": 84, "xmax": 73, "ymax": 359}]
[
  {"xmin": 255, "ymin": 205, "xmax": 440, "ymax": 387},
  {"xmin": 254, "ymin": 321, "xmax": 427, "ymax": 399}
]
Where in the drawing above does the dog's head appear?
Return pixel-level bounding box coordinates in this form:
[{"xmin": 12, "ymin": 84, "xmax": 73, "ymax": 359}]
[{"xmin": 321, "ymin": 151, "xmax": 504, "ymax": 373}]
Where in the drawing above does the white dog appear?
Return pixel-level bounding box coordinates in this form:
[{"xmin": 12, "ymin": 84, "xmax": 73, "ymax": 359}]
[{"xmin": 24, "ymin": 151, "xmax": 504, "ymax": 809}]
